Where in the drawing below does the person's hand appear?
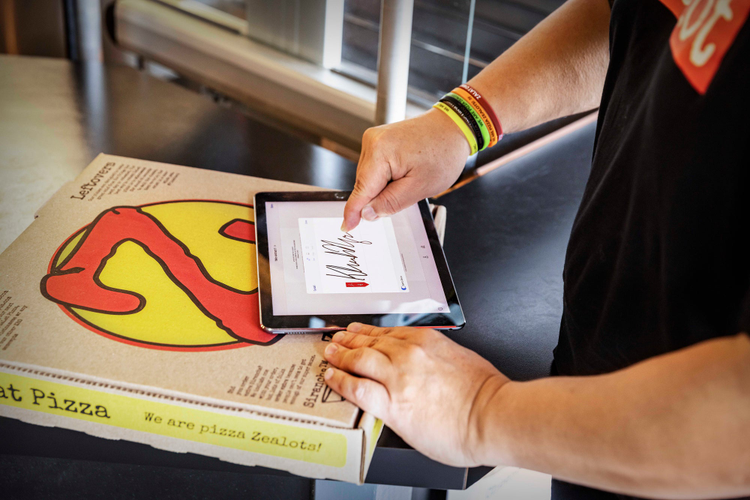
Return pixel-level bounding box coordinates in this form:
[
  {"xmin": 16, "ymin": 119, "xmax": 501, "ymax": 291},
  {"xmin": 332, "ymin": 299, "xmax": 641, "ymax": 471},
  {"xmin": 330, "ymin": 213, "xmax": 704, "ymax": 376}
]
[
  {"xmin": 342, "ymin": 109, "xmax": 471, "ymax": 232},
  {"xmin": 323, "ymin": 323, "xmax": 511, "ymax": 466}
]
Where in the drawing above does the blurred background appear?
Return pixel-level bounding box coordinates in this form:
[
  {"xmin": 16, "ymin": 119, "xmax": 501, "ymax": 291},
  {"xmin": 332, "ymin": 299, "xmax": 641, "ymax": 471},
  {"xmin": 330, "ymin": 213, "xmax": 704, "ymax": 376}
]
[{"xmin": 0, "ymin": 0, "xmax": 571, "ymax": 162}]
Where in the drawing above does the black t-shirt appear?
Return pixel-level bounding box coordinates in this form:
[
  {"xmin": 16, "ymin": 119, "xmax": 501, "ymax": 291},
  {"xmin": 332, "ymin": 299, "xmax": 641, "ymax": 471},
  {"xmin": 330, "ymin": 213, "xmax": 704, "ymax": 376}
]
[{"xmin": 552, "ymin": 0, "xmax": 750, "ymax": 498}]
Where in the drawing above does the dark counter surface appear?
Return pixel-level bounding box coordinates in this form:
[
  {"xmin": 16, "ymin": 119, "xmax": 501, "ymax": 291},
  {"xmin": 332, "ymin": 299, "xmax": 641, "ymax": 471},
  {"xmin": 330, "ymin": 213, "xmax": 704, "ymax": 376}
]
[
  {"xmin": 440, "ymin": 128, "xmax": 594, "ymax": 381},
  {"xmin": 0, "ymin": 55, "xmax": 595, "ymax": 493}
]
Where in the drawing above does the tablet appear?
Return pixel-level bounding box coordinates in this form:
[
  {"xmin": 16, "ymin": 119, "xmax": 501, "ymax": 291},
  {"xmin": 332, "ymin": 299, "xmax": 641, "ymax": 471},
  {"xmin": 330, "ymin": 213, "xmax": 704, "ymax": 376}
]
[{"xmin": 254, "ymin": 191, "xmax": 465, "ymax": 333}]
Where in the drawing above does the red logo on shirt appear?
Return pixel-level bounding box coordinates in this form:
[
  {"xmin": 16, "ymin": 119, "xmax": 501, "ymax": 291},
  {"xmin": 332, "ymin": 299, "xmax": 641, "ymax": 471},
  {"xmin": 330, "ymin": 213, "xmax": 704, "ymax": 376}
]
[{"xmin": 658, "ymin": 0, "xmax": 749, "ymax": 94}]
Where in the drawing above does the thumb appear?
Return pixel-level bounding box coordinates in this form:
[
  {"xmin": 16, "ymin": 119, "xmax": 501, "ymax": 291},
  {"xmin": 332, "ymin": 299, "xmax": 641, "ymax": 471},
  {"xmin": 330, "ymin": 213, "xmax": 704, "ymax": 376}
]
[
  {"xmin": 342, "ymin": 154, "xmax": 392, "ymax": 232},
  {"xmin": 363, "ymin": 176, "xmax": 424, "ymax": 221}
]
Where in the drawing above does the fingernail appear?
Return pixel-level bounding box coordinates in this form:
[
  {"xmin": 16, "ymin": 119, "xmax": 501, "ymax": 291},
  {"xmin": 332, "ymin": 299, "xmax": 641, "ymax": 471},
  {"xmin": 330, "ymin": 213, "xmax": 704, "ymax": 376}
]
[
  {"xmin": 340, "ymin": 221, "xmax": 348, "ymax": 232},
  {"xmin": 361, "ymin": 206, "xmax": 378, "ymax": 222},
  {"xmin": 325, "ymin": 367, "xmax": 334, "ymax": 380},
  {"xmin": 332, "ymin": 331, "xmax": 345, "ymax": 342},
  {"xmin": 325, "ymin": 343, "xmax": 338, "ymax": 356},
  {"xmin": 348, "ymin": 322, "xmax": 363, "ymax": 332}
]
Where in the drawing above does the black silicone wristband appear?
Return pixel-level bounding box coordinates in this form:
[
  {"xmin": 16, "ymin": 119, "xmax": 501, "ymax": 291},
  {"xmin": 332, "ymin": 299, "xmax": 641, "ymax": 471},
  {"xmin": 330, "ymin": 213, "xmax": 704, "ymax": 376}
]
[{"xmin": 440, "ymin": 95, "xmax": 484, "ymax": 151}]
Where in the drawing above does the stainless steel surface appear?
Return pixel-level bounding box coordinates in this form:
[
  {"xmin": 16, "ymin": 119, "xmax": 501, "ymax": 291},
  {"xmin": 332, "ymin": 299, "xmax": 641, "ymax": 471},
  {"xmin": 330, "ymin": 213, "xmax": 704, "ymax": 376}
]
[
  {"xmin": 374, "ymin": 0, "xmax": 414, "ymax": 125},
  {"xmin": 101, "ymin": 0, "xmax": 139, "ymax": 65},
  {"xmin": 115, "ymin": 0, "xmax": 379, "ymax": 149},
  {"xmin": 244, "ymin": 0, "xmax": 344, "ymax": 68},
  {"xmin": 74, "ymin": 0, "xmax": 104, "ymax": 62},
  {"xmin": 0, "ymin": 58, "xmax": 92, "ymax": 252},
  {"xmin": 0, "ymin": 55, "xmax": 356, "ymax": 253}
]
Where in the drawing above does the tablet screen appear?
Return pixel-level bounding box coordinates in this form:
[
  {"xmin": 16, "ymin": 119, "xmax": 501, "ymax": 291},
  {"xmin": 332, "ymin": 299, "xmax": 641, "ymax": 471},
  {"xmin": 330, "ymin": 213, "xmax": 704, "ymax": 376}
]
[{"xmin": 264, "ymin": 200, "xmax": 450, "ymax": 317}]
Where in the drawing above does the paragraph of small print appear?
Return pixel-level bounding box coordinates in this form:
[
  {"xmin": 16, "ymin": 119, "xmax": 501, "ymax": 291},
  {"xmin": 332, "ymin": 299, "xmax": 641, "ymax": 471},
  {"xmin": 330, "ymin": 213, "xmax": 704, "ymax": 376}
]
[
  {"xmin": 91, "ymin": 163, "xmax": 180, "ymax": 201},
  {"xmin": 0, "ymin": 291, "xmax": 27, "ymax": 351}
]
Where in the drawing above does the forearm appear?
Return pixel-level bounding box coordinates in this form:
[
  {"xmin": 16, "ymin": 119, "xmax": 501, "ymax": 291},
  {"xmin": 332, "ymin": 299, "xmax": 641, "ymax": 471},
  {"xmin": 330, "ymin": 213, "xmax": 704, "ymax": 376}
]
[
  {"xmin": 468, "ymin": 0, "xmax": 611, "ymax": 134},
  {"xmin": 475, "ymin": 334, "xmax": 750, "ymax": 499}
]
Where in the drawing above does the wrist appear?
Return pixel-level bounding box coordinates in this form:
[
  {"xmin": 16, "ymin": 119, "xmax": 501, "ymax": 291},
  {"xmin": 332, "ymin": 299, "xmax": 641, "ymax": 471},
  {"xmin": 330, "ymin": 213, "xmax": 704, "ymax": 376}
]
[
  {"xmin": 424, "ymin": 108, "xmax": 473, "ymax": 160},
  {"xmin": 467, "ymin": 374, "xmax": 517, "ymax": 466},
  {"xmin": 431, "ymin": 83, "xmax": 505, "ymax": 157}
]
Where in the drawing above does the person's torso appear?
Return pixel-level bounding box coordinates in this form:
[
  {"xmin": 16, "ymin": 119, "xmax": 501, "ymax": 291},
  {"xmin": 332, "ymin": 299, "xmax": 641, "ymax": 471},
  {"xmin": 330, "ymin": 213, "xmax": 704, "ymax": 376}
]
[
  {"xmin": 558, "ymin": 0, "xmax": 750, "ymax": 377},
  {"xmin": 554, "ymin": 0, "xmax": 750, "ymax": 497}
]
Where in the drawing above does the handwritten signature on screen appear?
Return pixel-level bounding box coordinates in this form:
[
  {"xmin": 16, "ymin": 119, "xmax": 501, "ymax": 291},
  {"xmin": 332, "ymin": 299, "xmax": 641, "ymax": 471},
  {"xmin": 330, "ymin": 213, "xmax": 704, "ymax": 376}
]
[{"xmin": 320, "ymin": 233, "xmax": 372, "ymax": 282}]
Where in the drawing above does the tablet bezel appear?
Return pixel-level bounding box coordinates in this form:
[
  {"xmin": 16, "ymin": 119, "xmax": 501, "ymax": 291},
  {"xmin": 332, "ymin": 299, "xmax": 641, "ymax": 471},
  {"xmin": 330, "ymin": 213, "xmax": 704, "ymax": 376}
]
[{"xmin": 254, "ymin": 191, "xmax": 465, "ymax": 333}]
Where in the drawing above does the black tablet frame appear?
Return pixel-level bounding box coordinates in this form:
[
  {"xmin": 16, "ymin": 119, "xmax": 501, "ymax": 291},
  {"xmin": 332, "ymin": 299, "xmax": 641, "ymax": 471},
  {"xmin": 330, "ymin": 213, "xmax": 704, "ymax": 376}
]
[{"xmin": 254, "ymin": 191, "xmax": 465, "ymax": 333}]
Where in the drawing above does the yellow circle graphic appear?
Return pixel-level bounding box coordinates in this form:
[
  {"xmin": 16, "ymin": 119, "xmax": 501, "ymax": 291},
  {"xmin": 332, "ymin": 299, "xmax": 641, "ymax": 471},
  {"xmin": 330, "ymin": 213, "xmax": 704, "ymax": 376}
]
[{"xmin": 43, "ymin": 200, "xmax": 280, "ymax": 350}]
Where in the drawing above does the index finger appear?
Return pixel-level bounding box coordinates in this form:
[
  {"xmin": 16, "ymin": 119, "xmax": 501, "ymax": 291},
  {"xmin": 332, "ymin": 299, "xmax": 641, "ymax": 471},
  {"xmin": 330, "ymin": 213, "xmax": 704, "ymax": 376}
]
[
  {"xmin": 331, "ymin": 330, "xmax": 400, "ymax": 352},
  {"xmin": 346, "ymin": 323, "xmax": 412, "ymax": 339},
  {"xmin": 342, "ymin": 151, "xmax": 391, "ymax": 232}
]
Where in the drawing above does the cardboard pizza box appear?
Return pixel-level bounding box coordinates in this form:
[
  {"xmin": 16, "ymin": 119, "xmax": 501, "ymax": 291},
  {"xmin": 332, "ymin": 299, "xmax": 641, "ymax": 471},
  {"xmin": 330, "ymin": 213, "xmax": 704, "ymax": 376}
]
[{"xmin": 0, "ymin": 154, "xmax": 384, "ymax": 483}]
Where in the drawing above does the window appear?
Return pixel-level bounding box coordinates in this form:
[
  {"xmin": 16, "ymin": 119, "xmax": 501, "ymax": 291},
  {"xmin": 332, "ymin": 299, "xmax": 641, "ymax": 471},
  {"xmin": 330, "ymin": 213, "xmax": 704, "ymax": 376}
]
[
  {"xmin": 340, "ymin": 0, "xmax": 566, "ymax": 103},
  {"xmin": 116, "ymin": 0, "xmax": 579, "ymax": 155},
  {"xmin": 162, "ymin": 0, "xmax": 566, "ymax": 103}
]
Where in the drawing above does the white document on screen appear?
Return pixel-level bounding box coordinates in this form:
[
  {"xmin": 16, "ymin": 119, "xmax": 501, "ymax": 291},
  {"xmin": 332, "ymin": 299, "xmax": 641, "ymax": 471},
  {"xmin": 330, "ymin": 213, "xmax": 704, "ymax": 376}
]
[{"xmin": 298, "ymin": 217, "xmax": 409, "ymax": 294}]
